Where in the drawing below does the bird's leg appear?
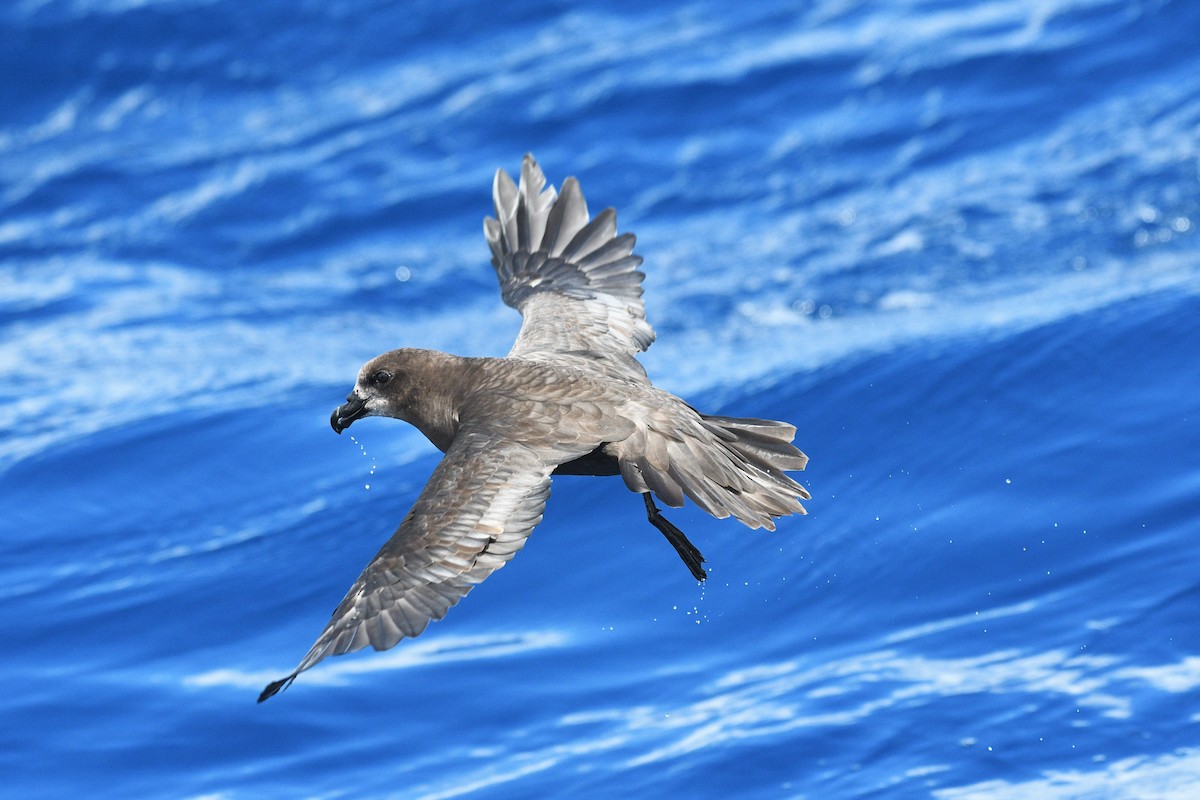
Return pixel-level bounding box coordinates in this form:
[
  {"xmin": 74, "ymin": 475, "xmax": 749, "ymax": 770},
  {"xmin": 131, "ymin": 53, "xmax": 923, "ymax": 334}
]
[{"xmin": 642, "ymin": 493, "xmax": 707, "ymax": 581}]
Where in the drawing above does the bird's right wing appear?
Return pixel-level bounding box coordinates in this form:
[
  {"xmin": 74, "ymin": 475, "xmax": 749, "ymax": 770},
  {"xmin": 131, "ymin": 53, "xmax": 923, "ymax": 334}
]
[
  {"xmin": 484, "ymin": 154, "xmax": 655, "ymax": 382},
  {"xmin": 259, "ymin": 430, "xmax": 553, "ymax": 701}
]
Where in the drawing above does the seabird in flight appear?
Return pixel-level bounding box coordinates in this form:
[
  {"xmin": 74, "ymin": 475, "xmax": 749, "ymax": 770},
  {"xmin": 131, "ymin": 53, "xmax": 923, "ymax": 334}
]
[{"xmin": 259, "ymin": 155, "xmax": 809, "ymax": 702}]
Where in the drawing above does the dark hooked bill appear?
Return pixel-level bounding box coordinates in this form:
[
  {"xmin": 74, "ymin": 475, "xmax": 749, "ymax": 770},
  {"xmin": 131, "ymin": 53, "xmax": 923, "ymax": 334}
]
[{"xmin": 330, "ymin": 393, "xmax": 368, "ymax": 433}]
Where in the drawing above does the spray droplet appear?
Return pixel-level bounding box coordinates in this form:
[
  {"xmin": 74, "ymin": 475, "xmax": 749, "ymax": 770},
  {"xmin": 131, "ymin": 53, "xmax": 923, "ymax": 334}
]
[{"xmin": 348, "ymin": 434, "xmax": 377, "ymax": 490}]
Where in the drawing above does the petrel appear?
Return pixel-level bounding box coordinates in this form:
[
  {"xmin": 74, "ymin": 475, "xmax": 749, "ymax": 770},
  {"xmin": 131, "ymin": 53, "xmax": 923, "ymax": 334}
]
[{"xmin": 259, "ymin": 155, "xmax": 810, "ymax": 702}]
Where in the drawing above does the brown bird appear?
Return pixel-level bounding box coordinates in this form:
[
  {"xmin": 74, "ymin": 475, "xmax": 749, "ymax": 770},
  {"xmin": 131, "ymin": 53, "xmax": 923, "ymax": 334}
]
[{"xmin": 259, "ymin": 155, "xmax": 809, "ymax": 702}]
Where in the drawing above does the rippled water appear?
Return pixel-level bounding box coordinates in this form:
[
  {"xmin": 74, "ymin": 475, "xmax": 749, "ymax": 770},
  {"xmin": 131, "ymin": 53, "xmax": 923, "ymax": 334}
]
[{"xmin": 3, "ymin": 1, "xmax": 1199, "ymax": 797}]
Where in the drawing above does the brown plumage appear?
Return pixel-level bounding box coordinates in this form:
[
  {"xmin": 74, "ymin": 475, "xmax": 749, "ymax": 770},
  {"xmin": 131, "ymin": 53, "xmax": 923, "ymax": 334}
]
[{"xmin": 259, "ymin": 155, "xmax": 809, "ymax": 702}]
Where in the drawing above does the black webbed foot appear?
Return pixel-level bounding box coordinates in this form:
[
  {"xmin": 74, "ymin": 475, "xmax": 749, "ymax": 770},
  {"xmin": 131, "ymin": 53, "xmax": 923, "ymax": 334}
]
[{"xmin": 642, "ymin": 493, "xmax": 707, "ymax": 581}]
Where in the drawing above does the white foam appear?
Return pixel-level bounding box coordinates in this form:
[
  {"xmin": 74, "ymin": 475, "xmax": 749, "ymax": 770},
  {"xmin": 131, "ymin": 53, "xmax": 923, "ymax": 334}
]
[
  {"xmin": 185, "ymin": 630, "xmax": 567, "ymax": 689},
  {"xmin": 934, "ymin": 748, "xmax": 1200, "ymax": 800}
]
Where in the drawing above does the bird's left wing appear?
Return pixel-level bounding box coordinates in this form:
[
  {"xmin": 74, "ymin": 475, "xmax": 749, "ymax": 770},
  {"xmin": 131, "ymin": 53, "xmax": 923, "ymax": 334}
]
[
  {"xmin": 259, "ymin": 430, "xmax": 553, "ymax": 701},
  {"xmin": 484, "ymin": 154, "xmax": 654, "ymax": 382}
]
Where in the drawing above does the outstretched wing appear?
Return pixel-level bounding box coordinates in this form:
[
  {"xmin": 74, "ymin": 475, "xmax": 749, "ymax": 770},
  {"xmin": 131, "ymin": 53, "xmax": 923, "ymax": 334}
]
[
  {"xmin": 483, "ymin": 154, "xmax": 655, "ymax": 382},
  {"xmin": 259, "ymin": 430, "xmax": 552, "ymax": 701}
]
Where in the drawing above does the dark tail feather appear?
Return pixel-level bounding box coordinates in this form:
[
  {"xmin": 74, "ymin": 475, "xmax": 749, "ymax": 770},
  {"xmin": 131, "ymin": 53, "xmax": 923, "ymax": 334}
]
[
  {"xmin": 619, "ymin": 411, "xmax": 810, "ymax": 531},
  {"xmin": 701, "ymin": 414, "xmax": 810, "ymax": 489}
]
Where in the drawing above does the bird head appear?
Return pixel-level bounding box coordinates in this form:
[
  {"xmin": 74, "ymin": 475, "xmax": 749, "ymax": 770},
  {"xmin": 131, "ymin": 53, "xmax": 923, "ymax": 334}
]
[{"xmin": 330, "ymin": 349, "xmax": 420, "ymax": 434}]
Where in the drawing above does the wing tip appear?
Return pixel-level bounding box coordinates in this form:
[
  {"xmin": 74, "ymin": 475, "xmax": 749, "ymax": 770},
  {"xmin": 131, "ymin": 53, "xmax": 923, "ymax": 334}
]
[{"xmin": 257, "ymin": 673, "xmax": 296, "ymax": 703}]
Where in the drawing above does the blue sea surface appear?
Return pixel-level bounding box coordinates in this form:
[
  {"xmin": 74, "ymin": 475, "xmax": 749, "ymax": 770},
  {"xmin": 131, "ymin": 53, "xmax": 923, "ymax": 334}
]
[{"xmin": 3, "ymin": 0, "xmax": 1199, "ymax": 797}]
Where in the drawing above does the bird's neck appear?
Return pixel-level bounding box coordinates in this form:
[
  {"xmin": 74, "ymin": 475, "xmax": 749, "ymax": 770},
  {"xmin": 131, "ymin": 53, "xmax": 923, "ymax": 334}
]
[{"xmin": 403, "ymin": 354, "xmax": 478, "ymax": 452}]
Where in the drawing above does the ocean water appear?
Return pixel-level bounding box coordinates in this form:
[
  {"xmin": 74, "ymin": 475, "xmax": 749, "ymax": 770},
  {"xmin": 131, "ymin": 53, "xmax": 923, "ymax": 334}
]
[{"xmin": 2, "ymin": 0, "xmax": 1199, "ymax": 797}]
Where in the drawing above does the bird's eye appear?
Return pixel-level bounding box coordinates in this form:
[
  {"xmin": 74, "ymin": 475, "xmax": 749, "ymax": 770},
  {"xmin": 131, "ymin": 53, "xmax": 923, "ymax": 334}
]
[{"xmin": 369, "ymin": 369, "xmax": 392, "ymax": 387}]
